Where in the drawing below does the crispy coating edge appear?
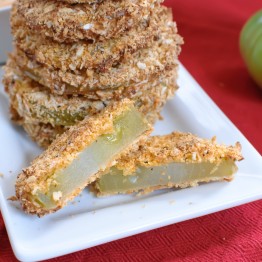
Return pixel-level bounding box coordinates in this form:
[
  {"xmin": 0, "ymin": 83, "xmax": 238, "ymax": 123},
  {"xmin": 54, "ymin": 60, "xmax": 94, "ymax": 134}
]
[
  {"xmin": 13, "ymin": 23, "xmax": 182, "ymax": 94},
  {"xmin": 24, "ymin": 122, "xmax": 67, "ymax": 149},
  {"xmin": 114, "ymin": 132, "xmax": 243, "ymax": 175},
  {"xmin": 94, "ymin": 132, "xmax": 243, "ymax": 195},
  {"xmin": 9, "ymin": 73, "xmax": 177, "ymax": 147},
  {"xmin": 4, "ymin": 59, "xmax": 178, "ymax": 126},
  {"xmin": 15, "ymin": 99, "xmax": 152, "ymax": 216},
  {"xmin": 5, "ymin": 54, "xmax": 178, "ymax": 100},
  {"xmin": 11, "ymin": 110, "xmax": 158, "ymax": 150},
  {"xmin": 9, "ymin": 106, "xmax": 67, "ymax": 148},
  {"xmin": 11, "ymin": 3, "xmax": 164, "ymax": 71},
  {"xmin": 17, "ymin": 0, "xmax": 163, "ymax": 42},
  {"xmin": 58, "ymin": 0, "xmax": 103, "ymax": 4}
]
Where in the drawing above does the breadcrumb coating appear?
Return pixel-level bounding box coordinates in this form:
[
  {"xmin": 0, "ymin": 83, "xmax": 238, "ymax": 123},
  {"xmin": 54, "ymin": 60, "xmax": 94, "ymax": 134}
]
[
  {"xmin": 9, "ymin": 105, "xmax": 67, "ymax": 148},
  {"xmin": 58, "ymin": 0, "xmax": 103, "ymax": 4},
  {"xmin": 15, "ymin": 99, "xmax": 152, "ymax": 216},
  {"xmin": 5, "ymin": 61, "xmax": 177, "ymax": 126},
  {"xmin": 93, "ymin": 132, "xmax": 243, "ymax": 196},
  {"xmin": 8, "ymin": 67, "xmax": 177, "ymax": 148},
  {"xmin": 5, "ymin": 53, "xmax": 178, "ymax": 98},
  {"xmin": 115, "ymin": 133, "xmax": 243, "ymax": 175},
  {"xmin": 17, "ymin": 0, "xmax": 163, "ymax": 43},
  {"xmin": 24, "ymin": 122, "xmax": 67, "ymax": 149},
  {"xmin": 13, "ymin": 20, "xmax": 182, "ymax": 95},
  {"xmin": 12, "ymin": 4, "xmax": 166, "ymax": 72}
]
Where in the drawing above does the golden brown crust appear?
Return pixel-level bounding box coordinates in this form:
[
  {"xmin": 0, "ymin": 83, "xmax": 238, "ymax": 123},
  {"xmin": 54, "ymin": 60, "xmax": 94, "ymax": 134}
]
[
  {"xmin": 15, "ymin": 100, "xmax": 152, "ymax": 216},
  {"xmin": 13, "ymin": 20, "xmax": 182, "ymax": 95},
  {"xmin": 16, "ymin": 0, "xmax": 163, "ymax": 43},
  {"xmin": 11, "ymin": 4, "xmax": 167, "ymax": 72},
  {"xmin": 58, "ymin": 0, "xmax": 103, "ymax": 4},
  {"xmin": 95, "ymin": 133, "xmax": 243, "ymax": 196},
  {"xmin": 115, "ymin": 133, "xmax": 243, "ymax": 174},
  {"xmin": 5, "ymin": 55, "xmax": 175, "ymax": 101},
  {"xmin": 9, "ymin": 104, "xmax": 24, "ymax": 125},
  {"xmin": 8, "ymin": 72, "xmax": 177, "ymax": 148},
  {"xmin": 17, "ymin": 121, "xmax": 66, "ymax": 149},
  {"xmin": 9, "ymin": 106, "xmax": 67, "ymax": 148},
  {"xmin": 4, "ymin": 59, "xmax": 178, "ymax": 127},
  {"xmin": 24, "ymin": 122, "xmax": 66, "ymax": 149}
]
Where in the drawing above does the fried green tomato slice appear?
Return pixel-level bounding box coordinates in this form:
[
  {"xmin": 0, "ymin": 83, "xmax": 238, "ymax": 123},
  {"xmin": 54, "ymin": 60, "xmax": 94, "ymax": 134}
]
[
  {"xmin": 13, "ymin": 21, "xmax": 182, "ymax": 95},
  {"xmin": 4, "ymin": 58, "xmax": 178, "ymax": 127},
  {"xmin": 95, "ymin": 133, "xmax": 243, "ymax": 195},
  {"xmin": 12, "ymin": 3, "xmax": 164, "ymax": 72},
  {"xmin": 15, "ymin": 99, "xmax": 152, "ymax": 216},
  {"xmin": 16, "ymin": 0, "xmax": 163, "ymax": 43}
]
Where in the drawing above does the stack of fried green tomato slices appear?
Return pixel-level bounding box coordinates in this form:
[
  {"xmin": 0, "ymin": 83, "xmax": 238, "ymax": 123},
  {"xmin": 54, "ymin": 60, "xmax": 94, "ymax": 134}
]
[{"xmin": 4, "ymin": 0, "xmax": 183, "ymax": 148}]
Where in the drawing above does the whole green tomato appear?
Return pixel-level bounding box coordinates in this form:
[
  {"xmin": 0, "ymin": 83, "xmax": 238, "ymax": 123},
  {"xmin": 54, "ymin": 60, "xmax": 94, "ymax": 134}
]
[{"xmin": 240, "ymin": 10, "xmax": 262, "ymax": 88}]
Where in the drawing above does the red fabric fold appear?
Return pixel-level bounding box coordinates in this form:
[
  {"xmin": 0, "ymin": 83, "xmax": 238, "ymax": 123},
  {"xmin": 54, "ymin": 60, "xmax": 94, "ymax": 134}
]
[{"xmin": 1, "ymin": 0, "xmax": 261, "ymax": 261}]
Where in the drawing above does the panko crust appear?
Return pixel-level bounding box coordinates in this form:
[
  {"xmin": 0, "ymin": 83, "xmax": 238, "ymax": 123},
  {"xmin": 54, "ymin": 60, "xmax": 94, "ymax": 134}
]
[
  {"xmin": 115, "ymin": 132, "xmax": 244, "ymax": 174},
  {"xmin": 13, "ymin": 20, "xmax": 182, "ymax": 95},
  {"xmin": 95, "ymin": 133, "xmax": 243, "ymax": 196},
  {"xmin": 11, "ymin": 4, "xmax": 166, "ymax": 72},
  {"xmin": 16, "ymin": 0, "xmax": 163, "ymax": 43},
  {"xmin": 15, "ymin": 99, "xmax": 152, "ymax": 216},
  {"xmin": 16, "ymin": 99, "xmax": 151, "ymax": 216},
  {"xmin": 9, "ymin": 105, "xmax": 67, "ymax": 148},
  {"xmin": 58, "ymin": 0, "xmax": 103, "ymax": 4},
  {"xmin": 8, "ymin": 68, "xmax": 177, "ymax": 148},
  {"xmin": 4, "ymin": 60, "xmax": 178, "ymax": 126},
  {"xmin": 24, "ymin": 122, "xmax": 66, "ymax": 149}
]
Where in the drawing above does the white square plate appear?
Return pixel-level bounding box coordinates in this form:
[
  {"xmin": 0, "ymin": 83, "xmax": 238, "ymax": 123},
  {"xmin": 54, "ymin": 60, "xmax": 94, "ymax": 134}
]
[{"xmin": 0, "ymin": 64, "xmax": 261, "ymax": 262}]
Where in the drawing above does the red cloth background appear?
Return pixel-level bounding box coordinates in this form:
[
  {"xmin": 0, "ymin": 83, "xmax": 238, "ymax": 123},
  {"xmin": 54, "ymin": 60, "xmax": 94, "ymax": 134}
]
[{"xmin": 1, "ymin": 0, "xmax": 262, "ymax": 261}]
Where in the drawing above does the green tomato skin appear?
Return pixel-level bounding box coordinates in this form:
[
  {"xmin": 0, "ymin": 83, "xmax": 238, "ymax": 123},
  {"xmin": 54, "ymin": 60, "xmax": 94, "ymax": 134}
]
[{"xmin": 240, "ymin": 10, "xmax": 262, "ymax": 88}]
